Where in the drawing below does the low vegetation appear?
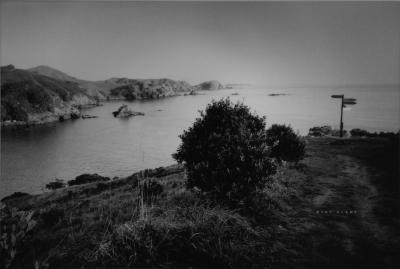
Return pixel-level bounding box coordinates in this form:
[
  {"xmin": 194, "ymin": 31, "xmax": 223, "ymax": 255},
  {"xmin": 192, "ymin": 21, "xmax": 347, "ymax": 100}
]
[
  {"xmin": 67, "ymin": 173, "xmax": 110, "ymax": 186},
  {"xmin": 1, "ymin": 136, "xmax": 399, "ymax": 268},
  {"xmin": 173, "ymin": 99, "xmax": 277, "ymax": 204},
  {"xmin": 309, "ymin": 125, "xmax": 398, "ymax": 138},
  {"xmin": 350, "ymin": 128, "xmax": 398, "ymax": 138},
  {"xmin": 266, "ymin": 124, "xmax": 305, "ymax": 163},
  {"xmin": 45, "ymin": 179, "xmax": 66, "ymax": 190},
  {"xmin": 1, "ymin": 100, "xmax": 399, "ymax": 268}
]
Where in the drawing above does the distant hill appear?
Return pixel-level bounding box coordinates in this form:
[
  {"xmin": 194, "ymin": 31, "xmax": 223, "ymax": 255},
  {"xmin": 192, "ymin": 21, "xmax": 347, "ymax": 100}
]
[
  {"xmin": 1, "ymin": 64, "xmax": 224, "ymax": 125},
  {"xmin": 1, "ymin": 65, "xmax": 97, "ymax": 124},
  {"xmin": 194, "ymin": 80, "xmax": 224, "ymax": 91},
  {"xmin": 28, "ymin": 65, "xmax": 79, "ymax": 82},
  {"xmin": 27, "ymin": 65, "xmax": 115, "ymax": 100},
  {"xmin": 27, "ymin": 66, "xmax": 201, "ymax": 101}
]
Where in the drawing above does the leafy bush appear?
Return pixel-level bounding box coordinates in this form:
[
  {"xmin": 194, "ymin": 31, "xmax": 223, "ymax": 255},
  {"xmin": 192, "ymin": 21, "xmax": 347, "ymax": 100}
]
[
  {"xmin": 350, "ymin": 128, "xmax": 370, "ymax": 137},
  {"xmin": 139, "ymin": 179, "xmax": 164, "ymax": 203},
  {"xmin": 40, "ymin": 208, "xmax": 65, "ymax": 227},
  {"xmin": 266, "ymin": 124, "xmax": 305, "ymax": 163},
  {"xmin": 1, "ymin": 192, "xmax": 31, "ymax": 203},
  {"xmin": 308, "ymin": 125, "xmax": 332, "ymax": 136},
  {"xmin": 45, "ymin": 179, "xmax": 66, "ymax": 190},
  {"xmin": 350, "ymin": 128, "xmax": 398, "ymax": 138},
  {"xmin": 173, "ymin": 98, "xmax": 276, "ymax": 203},
  {"xmin": 68, "ymin": 174, "xmax": 110, "ymax": 186},
  {"xmin": 0, "ymin": 207, "xmax": 36, "ymax": 269}
]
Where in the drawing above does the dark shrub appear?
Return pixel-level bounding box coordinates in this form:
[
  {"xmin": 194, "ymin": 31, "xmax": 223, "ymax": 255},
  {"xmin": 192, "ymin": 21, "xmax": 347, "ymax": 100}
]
[
  {"xmin": 140, "ymin": 180, "xmax": 164, "ymax": 202},
  {"xmin": 350, "ymin": 129, "xmax": 397, "ymax": 138},
  {"xmin": 141, "ymin": 165, "xmax": 184, "ymax": 178},
  {"xmin": 308, "ymin": 125, "xmax": 332, "ymax": 136},
  {"xmin": 367, "ymin": 132, "xmax": 379, "ymax": 138},
  {"xmin": 331, "ymin": 129, "xmax": 348, "ymax": 137},
  {"xmin": 350, "ymin": 128, "xmax": 370, "ymax": 137},
  {"xmin": 41, "ymin": 208, "xmax": 65, "ymax": 227},
  {"xmin": 45, "ymin": 179, "xmax": 66, "ymax": 190},
  {"xmin": 68, "ymin": 173, "xmax": 110, "ymax": 186},
  {"xmin": 266, "ymin": 124, "xmax": 305, "ymax": 163},
  {"xmin": 1, "ymin": 192, "xmax": 31, "ymax": 202},
  {"xmin": 96, "ymin": 182, "xmax": 109, "ymax": 192},
  {"xmin": 378, "ymin": 131, "xmax": 397, "ymax": 138},
  {"xmin": 173, "ymin": 98, "xmax": 276, "ymax": 203}
]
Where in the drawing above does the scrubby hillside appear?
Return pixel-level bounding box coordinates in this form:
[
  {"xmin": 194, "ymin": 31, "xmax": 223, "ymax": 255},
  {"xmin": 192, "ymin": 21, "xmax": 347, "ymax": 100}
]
[
  {"xmin": 28, "ymin": 65, "xmax": 79, "ymax": 82},
  {"xmin": 109, "ymin": 78, "xmax": 194, "ymax": 100},
  {"xmin": 1, "ymin": 65, "xmax": 97, "ymax": 124},
  {"xmin": 26, "ymin": 65, "xmax": 206, "ymax": 100},
  {"xmin": 27, "ymin": 65, "xmax": 115, "ymax": 100},
  {"xmin": 1, "ymin": 137, "xmax": 399, "ymax": 268}
]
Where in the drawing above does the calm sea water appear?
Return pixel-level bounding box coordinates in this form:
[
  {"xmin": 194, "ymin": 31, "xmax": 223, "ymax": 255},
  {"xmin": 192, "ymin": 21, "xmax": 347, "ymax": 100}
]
[{"xmin": 1, "ymin": 87, "xmax": 399, "ymax": 198}]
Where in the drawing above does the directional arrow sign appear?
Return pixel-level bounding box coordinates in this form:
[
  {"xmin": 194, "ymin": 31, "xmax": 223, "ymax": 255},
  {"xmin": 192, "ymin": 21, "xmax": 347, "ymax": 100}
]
[
  {"xmin": 331, "ymin": 95, "xmax": 356, "ymax": 138},
  {"xmin": 343, "ymin": 105, "xmax": 352, "ymax": 111}
]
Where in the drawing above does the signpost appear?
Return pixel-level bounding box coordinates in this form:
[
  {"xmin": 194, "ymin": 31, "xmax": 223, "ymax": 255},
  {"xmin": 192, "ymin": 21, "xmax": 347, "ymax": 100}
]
[{"xmin": 331, "ymin": 94, "xmax": 357, "ymax": 137}]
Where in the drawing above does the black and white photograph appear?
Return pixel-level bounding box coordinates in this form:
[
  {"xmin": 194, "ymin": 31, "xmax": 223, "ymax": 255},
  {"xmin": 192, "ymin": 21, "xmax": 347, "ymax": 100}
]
[{"xmin": 0, "ymin": 0, "xmax": 399, "ymax": 268}]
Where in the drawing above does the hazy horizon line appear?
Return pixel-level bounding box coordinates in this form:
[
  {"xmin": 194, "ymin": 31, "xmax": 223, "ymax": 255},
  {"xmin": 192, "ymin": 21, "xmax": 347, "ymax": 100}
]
[{"xmin": 2, "ymin": 63, "xmax": 399, "ymax": 90}]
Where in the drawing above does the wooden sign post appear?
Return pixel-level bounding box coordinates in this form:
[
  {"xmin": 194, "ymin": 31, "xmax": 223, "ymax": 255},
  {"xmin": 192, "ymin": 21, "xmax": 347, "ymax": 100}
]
[{"xmin": 331, "ymin": 95, "xmax": 357, "ymax": 137}]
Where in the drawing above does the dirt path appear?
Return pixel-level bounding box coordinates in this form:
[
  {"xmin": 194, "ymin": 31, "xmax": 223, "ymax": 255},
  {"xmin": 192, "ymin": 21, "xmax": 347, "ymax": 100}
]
[{"xmin": 300, "ymin": 138, "xmax": 399, "ymax": 267}]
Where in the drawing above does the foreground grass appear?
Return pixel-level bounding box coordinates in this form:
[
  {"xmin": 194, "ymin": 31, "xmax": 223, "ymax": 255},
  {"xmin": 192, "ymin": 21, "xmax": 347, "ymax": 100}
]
[{"xmin": 1, "ymin": 137, "xmax": 399, "ymax": 268}]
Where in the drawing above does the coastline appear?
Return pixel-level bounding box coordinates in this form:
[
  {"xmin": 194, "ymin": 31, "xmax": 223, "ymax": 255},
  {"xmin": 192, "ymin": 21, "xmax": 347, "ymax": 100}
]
[{"xmin": 0, "ymin": 89, "xmax": 226, "ymax": 129}]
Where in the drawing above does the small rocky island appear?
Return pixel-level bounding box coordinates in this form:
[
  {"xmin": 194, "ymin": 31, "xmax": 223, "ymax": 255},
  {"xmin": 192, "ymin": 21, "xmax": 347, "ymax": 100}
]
[
  {"xmin": 268, "ymin": 93, "xmax": 288, "ymax": 96},
  {"xmin": 112, "ymin": 104, "xmax": 145, "ymax": 118}
]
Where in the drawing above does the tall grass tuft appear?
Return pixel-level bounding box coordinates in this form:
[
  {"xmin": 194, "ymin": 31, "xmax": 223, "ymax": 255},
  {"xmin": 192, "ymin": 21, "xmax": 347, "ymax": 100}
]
[{"xmin": 87, "ymin": 190, "xmax": 270, "ymax": 268}]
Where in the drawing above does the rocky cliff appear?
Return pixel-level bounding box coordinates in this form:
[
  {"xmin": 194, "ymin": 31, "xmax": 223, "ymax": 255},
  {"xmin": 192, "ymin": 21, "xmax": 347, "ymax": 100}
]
[
  {"xmin": 27, "ymin": 66, "xmax": 196, "ymax": 101},
  {"xmin": 1, "ymin": 65, "xmax": 224, "ymax": 125},
  {"xmin": 1, "ymin": 65, "xmax": 97, "ymax": 125},
  {"xmin": 27, "ymin": 66, "xmax": 224, "ymax": 101}
]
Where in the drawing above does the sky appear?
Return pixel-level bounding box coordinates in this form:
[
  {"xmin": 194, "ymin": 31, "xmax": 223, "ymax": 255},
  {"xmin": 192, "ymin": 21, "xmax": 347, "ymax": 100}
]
[{"xmin": 1, "ymin": 1, "xmax": 399, "ymax": 86}]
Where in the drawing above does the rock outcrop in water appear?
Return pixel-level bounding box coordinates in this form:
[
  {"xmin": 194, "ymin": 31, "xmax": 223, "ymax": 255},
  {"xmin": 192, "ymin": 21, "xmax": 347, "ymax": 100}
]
[
  {"xmin": 268, "ymin": 93, "xmax": 287, "ymax": 96},
  {"xmin": 112, "ymin": 105, "xmax": 145, "ymax": 118}
]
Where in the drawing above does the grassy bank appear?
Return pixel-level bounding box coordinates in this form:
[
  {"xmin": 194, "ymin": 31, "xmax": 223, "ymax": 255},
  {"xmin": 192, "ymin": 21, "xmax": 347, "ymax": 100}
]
[{"xmin": 1, "ymin": 137, "xmax": 399, "ymax": 268}]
